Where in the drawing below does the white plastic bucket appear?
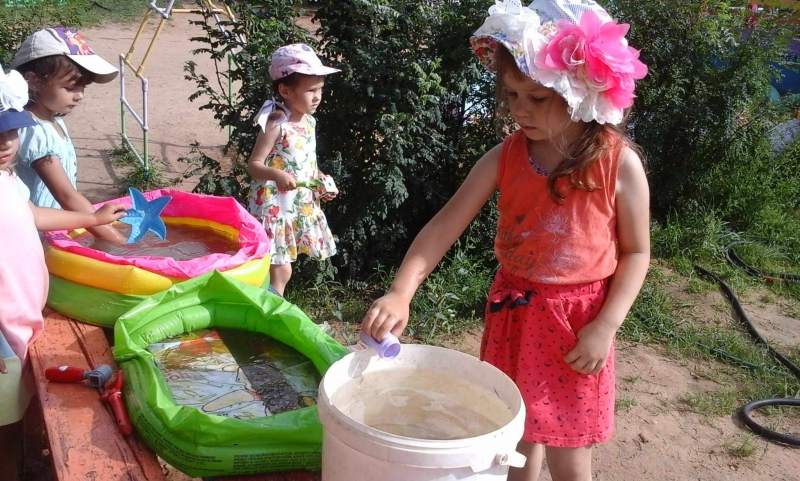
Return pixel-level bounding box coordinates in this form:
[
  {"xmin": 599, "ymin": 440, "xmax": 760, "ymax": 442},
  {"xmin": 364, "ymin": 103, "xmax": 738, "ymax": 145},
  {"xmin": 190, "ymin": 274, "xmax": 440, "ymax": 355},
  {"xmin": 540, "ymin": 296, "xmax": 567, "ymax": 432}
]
[{"xmin": 318, "ymin": 345, "xmax": 527, "ymax": 481}]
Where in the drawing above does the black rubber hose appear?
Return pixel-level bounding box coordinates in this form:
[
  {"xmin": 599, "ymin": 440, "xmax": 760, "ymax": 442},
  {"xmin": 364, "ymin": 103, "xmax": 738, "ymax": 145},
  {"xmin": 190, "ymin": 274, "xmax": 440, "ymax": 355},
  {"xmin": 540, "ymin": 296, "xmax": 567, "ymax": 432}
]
[
  {"xmin": 693, "ymin": 265, "xmax": 800, "ymax": 446},
  {"xmin": 741, "ymin": 398, "xmax": 800, "ymax": 446},
  {"xmin": 694, "ymin": 266, "xmax": 800, "ymax": 380},
  {"xmin": 92, "ymin": 1, "xmax": 113, "ymax": 11},
  {"xmin": 726, "ymin": 242, "xmax": 800, "ymax": 282}
]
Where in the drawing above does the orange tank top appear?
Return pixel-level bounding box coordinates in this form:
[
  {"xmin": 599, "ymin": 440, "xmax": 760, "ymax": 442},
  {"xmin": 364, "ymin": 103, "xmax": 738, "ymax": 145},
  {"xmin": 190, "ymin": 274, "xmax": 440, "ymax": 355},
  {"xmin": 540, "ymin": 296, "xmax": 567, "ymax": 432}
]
[{"xmin": 495, "ymin": 130, "xmax": 620, "ymax": 284}]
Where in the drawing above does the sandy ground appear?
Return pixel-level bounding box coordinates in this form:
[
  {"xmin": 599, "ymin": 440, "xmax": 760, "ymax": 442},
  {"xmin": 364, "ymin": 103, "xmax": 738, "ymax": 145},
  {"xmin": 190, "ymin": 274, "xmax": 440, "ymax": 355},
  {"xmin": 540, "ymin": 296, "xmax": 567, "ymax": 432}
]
[
  {"xmin": 438, "ymin": 331, "xmax": 800, "ymax": 481},
  {"xmin": 62, "ymin": 16, "xmax": 800, "ymax": 481}
]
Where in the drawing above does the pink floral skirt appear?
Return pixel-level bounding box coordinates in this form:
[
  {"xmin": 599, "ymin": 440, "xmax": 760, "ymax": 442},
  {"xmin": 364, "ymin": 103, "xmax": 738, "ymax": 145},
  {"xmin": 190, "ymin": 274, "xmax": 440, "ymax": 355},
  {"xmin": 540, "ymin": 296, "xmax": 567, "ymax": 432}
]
[{"xmin": 481, "ymin": 268, "xmax": 615, "ymax": 448}]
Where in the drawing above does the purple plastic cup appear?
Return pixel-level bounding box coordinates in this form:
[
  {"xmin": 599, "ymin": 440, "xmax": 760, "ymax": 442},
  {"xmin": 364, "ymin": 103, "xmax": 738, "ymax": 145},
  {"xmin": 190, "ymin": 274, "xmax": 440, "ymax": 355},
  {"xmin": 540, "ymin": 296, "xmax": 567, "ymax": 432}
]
[{"xmin": 358, "ymin": 332, "xmax": 401, "ymax": 360}]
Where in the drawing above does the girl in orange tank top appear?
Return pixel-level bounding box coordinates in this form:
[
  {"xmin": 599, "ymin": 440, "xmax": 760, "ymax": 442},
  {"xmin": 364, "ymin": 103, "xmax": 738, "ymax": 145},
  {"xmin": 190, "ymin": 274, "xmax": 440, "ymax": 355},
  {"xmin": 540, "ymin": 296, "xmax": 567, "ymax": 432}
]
[{"xmin": 361, "ymin": 2, "xmax": 650, "ymax": 480}]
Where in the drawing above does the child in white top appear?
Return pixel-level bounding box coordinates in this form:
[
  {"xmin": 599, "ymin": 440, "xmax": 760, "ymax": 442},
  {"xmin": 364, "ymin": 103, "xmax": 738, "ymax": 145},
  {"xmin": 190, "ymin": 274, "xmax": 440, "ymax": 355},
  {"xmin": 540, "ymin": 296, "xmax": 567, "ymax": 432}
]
[{"xmin": 12, "ymin": 27, "xmax": 125, "ymax": 243}]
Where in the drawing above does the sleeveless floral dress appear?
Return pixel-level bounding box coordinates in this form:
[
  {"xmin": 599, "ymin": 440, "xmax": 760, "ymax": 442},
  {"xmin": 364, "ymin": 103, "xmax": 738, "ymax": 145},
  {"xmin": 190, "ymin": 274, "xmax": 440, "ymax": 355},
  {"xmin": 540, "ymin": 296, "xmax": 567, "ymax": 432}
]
[{"xmin": 247, "ymin": 115, "xmax": 336, "ymax": 265}]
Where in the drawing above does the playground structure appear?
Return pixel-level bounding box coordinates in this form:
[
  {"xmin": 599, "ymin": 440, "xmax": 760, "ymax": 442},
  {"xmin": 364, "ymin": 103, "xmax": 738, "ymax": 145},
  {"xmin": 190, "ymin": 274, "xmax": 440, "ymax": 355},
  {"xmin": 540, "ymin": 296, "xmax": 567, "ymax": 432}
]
[{"xmin": 119, "ymin": 0, "xmax": 243, "ymax": 175}]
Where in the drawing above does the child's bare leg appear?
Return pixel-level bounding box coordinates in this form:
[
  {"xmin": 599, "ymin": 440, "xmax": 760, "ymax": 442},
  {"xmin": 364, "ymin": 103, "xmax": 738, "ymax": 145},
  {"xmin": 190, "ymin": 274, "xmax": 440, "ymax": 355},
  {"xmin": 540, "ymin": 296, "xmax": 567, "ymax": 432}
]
[
  {"xmin": 0, "ymin": 422, "xmax": 22, "ymax": 481},
  {"xmin": 509, "ymin": 440, "xmax": 543, "ymax": 481},
  {"xmin": 545, "ymin": 445, "xmax": 593, "ymax": 481},
  {"xmin": 269, "ymin": 263, "xmax": 292, "ymax": 296}
]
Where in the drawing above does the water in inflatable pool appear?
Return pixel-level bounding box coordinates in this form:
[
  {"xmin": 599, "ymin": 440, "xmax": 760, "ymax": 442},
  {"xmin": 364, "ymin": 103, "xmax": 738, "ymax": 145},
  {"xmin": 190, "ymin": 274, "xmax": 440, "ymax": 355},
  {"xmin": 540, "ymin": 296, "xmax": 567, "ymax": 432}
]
[
  {"xmin": 75, "ymin": 223, "xmax": 239, "ymax": 260},
  {"xmin": 147, "ymin": 328, "xmax": 321, "ymax": 420}
]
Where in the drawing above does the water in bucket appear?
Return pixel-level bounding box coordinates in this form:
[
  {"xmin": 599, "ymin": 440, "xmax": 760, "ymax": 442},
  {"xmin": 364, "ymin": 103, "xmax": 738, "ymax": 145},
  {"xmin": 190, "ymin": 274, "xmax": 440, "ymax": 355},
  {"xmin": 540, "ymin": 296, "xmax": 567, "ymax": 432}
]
[
  {"xmin": 319, "ymin": 345, "xmax": 527, "ymax": 481},
  {"xmin": 330, "ymin": 367, "xmax": 513, "ymax": 440}
]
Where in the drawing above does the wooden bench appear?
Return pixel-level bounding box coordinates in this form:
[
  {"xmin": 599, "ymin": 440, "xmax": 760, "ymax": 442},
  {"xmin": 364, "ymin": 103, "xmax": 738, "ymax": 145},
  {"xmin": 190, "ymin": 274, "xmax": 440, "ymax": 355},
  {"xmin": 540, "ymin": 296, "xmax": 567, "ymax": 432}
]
[{"xmin": 25, "ymin": 309, "xmax": 319, "ymax": 481}]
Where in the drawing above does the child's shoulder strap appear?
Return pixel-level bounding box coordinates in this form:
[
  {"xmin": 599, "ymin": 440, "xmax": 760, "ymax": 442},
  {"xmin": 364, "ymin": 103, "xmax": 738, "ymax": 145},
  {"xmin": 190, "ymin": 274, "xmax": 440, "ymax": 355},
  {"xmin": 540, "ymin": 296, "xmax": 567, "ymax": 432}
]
[{"xmin": 497, "ymin": 130, "xmax": 525, "ymax": 188}]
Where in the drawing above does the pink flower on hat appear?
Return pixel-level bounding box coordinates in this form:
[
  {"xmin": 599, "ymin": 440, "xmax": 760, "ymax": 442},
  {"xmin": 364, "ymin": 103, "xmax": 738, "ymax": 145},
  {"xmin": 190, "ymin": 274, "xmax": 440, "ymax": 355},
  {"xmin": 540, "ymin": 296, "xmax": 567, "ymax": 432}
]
[
  {"xmin": 471, "ymin": 0, "xmax": 649, "ymax": 125},
  {"xmin": 537, "ymin": 11, "xmax": 647, "ymax": 110}
]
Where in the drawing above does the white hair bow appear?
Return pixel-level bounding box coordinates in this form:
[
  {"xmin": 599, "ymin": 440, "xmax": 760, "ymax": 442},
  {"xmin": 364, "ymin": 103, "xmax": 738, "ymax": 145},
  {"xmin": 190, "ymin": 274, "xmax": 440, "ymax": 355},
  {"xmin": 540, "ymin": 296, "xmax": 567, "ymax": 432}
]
[
  {"xmin": 253, "ymin": 99, "xmax": 292, "ymax": 132},
  {"xmin": 0, "ymin": 67, "xmax": 29, "ymax": 113}
]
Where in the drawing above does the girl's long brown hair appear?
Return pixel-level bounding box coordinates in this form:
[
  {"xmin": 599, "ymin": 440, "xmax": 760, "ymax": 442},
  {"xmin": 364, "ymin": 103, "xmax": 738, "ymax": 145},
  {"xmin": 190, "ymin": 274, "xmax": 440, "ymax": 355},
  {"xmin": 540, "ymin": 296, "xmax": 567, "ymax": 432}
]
[{"xmin": 494, "ymin": 45, "xmax": 643, "ymax": 201}]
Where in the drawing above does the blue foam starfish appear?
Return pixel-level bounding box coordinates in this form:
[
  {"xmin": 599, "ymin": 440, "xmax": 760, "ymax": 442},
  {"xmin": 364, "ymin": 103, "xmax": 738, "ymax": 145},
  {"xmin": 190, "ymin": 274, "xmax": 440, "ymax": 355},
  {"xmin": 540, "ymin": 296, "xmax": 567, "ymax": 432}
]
[{"xmin": 119, "ymin": 188, "xmax": 173, "ymax": 244}]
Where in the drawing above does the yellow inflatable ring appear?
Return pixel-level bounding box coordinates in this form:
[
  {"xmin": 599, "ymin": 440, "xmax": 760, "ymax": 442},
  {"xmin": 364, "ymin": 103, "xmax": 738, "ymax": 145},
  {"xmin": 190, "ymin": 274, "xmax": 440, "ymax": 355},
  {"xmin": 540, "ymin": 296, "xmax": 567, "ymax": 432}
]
[
  {"xmin": 44, "ymin": 190, "xmax": 271, "ymax": 326},
  {"xmin": 45, "ymin": 247, "xmax": 269, "ymax": 295}
]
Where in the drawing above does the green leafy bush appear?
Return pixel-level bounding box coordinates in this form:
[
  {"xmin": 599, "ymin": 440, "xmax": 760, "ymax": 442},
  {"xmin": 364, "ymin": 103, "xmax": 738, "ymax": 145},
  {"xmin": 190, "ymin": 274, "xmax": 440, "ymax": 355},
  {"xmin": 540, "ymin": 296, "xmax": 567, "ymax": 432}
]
[
  {"xmin": 405, "ymin": 237, "xmax": 494, "ymax": 339},
  {"xmin": 609, "ymin": 1, "xmax": 799, "ymax": 231},
  {"xmin": 185, "ymin": 0, "xmax": 502, "ymax": 278},
  {"xmin": 0, "ymin": 0, "xmax": 88, "ymax": 64},
  {"xmin": 312, "ymin": 0, "xmax": 502, "ymax": 276}
]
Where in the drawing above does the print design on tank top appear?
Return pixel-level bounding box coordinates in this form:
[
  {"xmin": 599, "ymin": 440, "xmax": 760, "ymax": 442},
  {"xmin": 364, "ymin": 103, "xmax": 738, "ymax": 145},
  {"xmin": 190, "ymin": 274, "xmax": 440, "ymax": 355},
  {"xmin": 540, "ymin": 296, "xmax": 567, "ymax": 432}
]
[
  {"xmin": 522, "ymin": 206, "xmax": 581, "ymax": 284},
  {"xmin": 497, "ymin": 227, "xmax": 534, "ymax": 280}
]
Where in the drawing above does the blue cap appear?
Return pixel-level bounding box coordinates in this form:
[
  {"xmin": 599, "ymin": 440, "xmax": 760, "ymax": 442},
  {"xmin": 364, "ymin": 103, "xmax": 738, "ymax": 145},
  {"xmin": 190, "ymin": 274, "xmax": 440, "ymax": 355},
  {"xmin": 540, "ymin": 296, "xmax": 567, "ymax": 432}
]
[{"xmin": 0, "ymin": 109, "xmax": 35, "ymax": 134}]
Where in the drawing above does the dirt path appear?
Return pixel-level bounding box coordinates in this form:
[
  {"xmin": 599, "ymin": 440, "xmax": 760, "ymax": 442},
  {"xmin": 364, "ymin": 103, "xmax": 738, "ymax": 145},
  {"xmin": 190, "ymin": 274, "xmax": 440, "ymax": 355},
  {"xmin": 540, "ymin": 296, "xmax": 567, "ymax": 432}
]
[
  {"xmin": 69, "ymin": 16, "xmax": 799, "ymax": 481},
  {"xmin": 601, "ymin": 344, "xmax": 798, "ymax": 481}
]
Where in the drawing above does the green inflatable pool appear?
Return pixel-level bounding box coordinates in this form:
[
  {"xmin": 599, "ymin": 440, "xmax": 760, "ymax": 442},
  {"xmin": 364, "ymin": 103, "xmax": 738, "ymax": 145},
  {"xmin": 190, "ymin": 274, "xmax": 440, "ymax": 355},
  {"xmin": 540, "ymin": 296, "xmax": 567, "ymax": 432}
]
[{"xmin": 114, "ymin": 271, "xmax": 349, "ymax": 478}]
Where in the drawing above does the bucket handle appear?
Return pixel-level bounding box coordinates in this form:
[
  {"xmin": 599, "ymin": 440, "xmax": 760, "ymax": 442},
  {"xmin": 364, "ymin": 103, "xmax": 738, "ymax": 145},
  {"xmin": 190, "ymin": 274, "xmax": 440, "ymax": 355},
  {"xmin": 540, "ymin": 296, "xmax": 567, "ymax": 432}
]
[{"xmin": 470, "ymin": 451, "xmax": 527, "ymax": 473}]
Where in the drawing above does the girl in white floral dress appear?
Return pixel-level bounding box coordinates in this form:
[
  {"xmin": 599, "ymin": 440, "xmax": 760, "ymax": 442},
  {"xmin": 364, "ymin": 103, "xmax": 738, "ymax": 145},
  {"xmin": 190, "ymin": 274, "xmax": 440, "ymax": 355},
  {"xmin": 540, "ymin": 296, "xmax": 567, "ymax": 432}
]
[{"xmin": 247, "ymin": 44, "xmax": 339, "ymax": 296}]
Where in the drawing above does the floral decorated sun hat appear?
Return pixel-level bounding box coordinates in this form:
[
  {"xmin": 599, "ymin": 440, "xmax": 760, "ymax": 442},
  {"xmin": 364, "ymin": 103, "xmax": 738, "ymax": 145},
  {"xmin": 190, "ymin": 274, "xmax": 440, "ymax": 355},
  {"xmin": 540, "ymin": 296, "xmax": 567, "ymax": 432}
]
[{"xmin": 470, "ymin": 0, "xmax": 648, "ymax": 125}]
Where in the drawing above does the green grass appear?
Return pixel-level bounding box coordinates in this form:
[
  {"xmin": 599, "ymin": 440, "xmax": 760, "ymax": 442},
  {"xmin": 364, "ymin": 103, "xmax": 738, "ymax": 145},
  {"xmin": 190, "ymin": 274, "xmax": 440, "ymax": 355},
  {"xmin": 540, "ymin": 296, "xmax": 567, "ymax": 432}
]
[
  {"xmin": 288, "ymin": 239, "xmax": 493, "ymax": 343},
  {"xmin": 403, "ymin": 242, "xmax": 493, "ymax": 340},
  {"xmin": 722, "ymin": 433, "xmax": 759, "ymax": 459},
  {"xmin": 67, "ymin": 0, "xmax": 147, "ymax": 25},
  {"xmin": 284, "ymin": 278, "xmax": 374, "ymax": 346},
  {"xmin": 685, "ymin": 277, "xmax": 711, "ymax": 295},
  {"xmin": 0, "ymin": 0, "xmax": 148, "ymax": 28},
  {"xmin": 615, "ymin": 396, "xmax": 638, "ymax": 414},
  {"xmin": 285, "ymin": 279, "xmax": 373, "ymax": 326},
  {"xmin": 648, "ymin": 206, "xmax": 800, "ymax": 424},
  {"xmin": 623, "ymin": 375, "xmax": 641, "ymax": 385},
  {"xmin": 109, "ymin": 145, "xmax": 175, "ymax": 193},
  {"xmin": 622, "ymin": 220, "xmax": 800, "ymax": 425},
  {"xmin": 644, "ymin": 397, "xmax": 672, "ymax": 416},
  {"xmin": 617, "ymin": 268, "xmax": 675, "ymax": 343},
  {"xmin": 684, "ymin": 389, "xmax": 741, "ymax": 418},
  {"xmin": 626, "ymin": 272, "xmax": 800, "ymax": 400}
]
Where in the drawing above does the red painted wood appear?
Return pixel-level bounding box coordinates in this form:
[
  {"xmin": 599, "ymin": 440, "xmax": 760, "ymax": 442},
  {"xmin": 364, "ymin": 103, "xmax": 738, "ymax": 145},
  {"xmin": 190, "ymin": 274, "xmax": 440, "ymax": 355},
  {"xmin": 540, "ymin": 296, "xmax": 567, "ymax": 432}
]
[{"xmin": 28, "ymin": 309, "xmax": 166, "ymax": 480}]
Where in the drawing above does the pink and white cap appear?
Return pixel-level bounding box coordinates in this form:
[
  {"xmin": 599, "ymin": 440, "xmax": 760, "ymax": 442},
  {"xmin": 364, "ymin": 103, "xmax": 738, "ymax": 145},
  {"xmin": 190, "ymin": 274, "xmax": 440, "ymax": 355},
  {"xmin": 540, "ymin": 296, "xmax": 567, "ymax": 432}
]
[
  {"xmin": 268, "ymin": 43, "xmax": 340, "ymax": 81},
  {"xmin": 11, "ymin": 27, "xmax": 118, "ymax": 84}
]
